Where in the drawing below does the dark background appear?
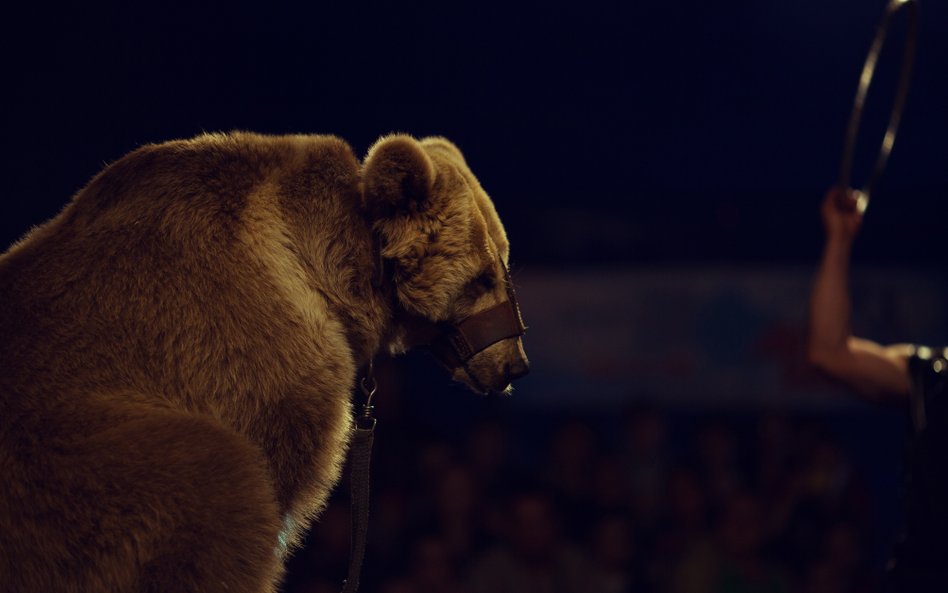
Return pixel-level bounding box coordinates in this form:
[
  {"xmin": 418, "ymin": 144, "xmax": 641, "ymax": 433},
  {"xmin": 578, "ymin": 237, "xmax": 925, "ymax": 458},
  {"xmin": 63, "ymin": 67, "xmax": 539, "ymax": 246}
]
[
  {"xmin": 2, "ymin": 0, "xmax": 945, "ymax": 265},
  {"xmin": 1, "ymin": 2, "xmax": 945, "ymax": 592}
]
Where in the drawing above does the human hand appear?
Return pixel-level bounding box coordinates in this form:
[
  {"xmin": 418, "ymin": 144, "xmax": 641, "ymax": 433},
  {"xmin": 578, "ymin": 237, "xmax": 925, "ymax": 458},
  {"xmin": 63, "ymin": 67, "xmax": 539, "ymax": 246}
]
[{"xmin": 820, "ymin": 186, "xmax": 866, "ymax": 243}]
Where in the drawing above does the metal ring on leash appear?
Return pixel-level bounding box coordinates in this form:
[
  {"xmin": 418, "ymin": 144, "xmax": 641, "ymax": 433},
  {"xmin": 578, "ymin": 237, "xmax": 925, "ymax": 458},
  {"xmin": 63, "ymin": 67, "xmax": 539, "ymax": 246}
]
[
  {"xmin": 838, "ymin": 0, "xmax": 919, "ymax": 211},
  {"xmin": 358, "ymin": 372, "xmax": 378, "ymax": 429}
]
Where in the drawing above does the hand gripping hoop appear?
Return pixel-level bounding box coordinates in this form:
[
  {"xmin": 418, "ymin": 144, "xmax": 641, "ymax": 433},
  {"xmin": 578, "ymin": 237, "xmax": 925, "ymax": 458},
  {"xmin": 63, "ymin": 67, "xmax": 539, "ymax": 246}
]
[{"xmin": 838, "ymin": 0, "xmax": 919, "ymax": 211}]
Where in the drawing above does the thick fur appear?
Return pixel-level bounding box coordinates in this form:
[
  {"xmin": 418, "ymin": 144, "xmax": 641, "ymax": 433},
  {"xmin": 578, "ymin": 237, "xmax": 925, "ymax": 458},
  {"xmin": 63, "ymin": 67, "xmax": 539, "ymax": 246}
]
[{"xmin": 0, "ymin": 132, "xmax": 527, "ymax": 593}]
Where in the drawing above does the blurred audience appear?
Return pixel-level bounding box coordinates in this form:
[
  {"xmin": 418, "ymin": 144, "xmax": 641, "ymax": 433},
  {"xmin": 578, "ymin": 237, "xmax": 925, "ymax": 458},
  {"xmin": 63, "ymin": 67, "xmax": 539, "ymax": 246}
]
[{"xmin": 283, "ymin": 402, "xmax": 889, "ymax": 593}]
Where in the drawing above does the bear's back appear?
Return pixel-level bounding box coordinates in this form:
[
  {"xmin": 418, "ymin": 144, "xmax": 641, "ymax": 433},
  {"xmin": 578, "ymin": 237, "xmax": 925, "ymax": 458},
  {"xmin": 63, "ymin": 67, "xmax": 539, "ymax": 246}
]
[{"xmin": 0, "ymin": 132, "xmax": 364, "ymax": 417}]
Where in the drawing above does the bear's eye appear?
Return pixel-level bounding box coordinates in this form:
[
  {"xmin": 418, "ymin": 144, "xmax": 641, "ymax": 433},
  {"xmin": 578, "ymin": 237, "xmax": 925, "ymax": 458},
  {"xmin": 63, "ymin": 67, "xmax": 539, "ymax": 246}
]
[{"xmin": 474, "ymin": 270, "xmax": 496, "ymax": 291}]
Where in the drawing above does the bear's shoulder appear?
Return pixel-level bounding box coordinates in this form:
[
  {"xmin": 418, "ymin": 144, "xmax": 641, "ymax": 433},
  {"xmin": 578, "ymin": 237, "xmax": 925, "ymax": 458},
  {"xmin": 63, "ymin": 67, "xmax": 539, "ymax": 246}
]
[{"xmin": 69, "ymin": 132, "xmax": 359, "ymax": 217}]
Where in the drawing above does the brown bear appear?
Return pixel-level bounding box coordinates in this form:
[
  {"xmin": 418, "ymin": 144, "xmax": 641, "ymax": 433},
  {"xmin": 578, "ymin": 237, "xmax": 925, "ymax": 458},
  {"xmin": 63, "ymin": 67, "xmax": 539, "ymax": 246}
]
[{"xmin": 0, "ymin": 132, "xmax": 529, "ymax": 593}]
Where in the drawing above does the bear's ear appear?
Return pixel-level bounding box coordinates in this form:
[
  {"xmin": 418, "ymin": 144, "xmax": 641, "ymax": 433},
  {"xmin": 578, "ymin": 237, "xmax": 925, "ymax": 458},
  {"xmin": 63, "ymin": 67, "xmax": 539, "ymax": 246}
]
[
  {"xmin": 363, "ymin": 134, "xmax": 435, "ymax": 219},
  {"xmin": 420, "ymin": 136, "xmax": 467, "ymax": 165}
]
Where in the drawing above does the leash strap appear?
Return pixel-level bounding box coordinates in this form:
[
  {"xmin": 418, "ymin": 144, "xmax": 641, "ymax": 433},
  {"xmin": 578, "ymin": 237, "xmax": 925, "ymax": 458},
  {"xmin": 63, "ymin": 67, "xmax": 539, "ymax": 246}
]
[{"xmin": 341, "ymin": 374, "xmax": 378, "ymax": 593}]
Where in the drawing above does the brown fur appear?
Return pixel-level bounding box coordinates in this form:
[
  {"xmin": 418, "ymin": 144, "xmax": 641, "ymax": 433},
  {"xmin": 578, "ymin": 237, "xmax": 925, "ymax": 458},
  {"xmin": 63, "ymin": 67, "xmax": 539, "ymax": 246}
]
[{"xmin": 0, "ymin": 132, "xmax": 527, "ymax": 592}]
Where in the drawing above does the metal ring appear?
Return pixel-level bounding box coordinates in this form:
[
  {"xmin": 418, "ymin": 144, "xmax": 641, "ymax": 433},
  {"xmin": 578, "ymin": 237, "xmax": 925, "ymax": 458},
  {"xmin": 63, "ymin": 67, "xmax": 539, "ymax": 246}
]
[
  {"xmin": 360, "ymin": 376, "xmax": 377, "ymax": 399},
  {"xmin": 838, "ymin": 0, "xmax": 919, "ymax": 204}
]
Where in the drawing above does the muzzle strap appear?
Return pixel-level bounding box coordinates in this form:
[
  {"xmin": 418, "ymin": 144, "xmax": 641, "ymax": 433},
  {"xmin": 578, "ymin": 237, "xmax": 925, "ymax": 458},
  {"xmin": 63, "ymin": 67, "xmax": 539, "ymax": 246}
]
[{"xmin": 430, "ymin": 298, "xmax": 525, "ymax": 369}]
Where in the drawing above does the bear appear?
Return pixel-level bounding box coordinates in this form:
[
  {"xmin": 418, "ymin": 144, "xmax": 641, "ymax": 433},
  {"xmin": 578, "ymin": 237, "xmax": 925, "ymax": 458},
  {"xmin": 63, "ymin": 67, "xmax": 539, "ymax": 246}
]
[{"xmin": 0, "ymin": 131, "xmax": 529, "ymax": 593}]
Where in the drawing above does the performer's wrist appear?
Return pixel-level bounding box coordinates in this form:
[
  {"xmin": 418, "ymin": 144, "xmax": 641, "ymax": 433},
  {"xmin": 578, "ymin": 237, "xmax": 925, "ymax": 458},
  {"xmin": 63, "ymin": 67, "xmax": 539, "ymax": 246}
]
[{"xmin": 824, "ymin": 233, "xmax": 855, "ymax": 259}]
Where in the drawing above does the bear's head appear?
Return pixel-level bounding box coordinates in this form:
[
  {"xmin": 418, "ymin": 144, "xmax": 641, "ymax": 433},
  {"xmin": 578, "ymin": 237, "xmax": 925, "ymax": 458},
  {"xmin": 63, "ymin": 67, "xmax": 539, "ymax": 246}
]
[{"xmin": 363, "ymin": 135, "xmax": 529, "ymax": 395}]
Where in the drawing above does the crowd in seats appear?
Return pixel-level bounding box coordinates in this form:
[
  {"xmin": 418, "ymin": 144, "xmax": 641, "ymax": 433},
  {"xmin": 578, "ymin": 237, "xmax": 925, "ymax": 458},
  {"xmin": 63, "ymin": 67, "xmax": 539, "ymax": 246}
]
[{"xmin": 282, "ymin": 358, "xmax": 896, "ymax": 593}]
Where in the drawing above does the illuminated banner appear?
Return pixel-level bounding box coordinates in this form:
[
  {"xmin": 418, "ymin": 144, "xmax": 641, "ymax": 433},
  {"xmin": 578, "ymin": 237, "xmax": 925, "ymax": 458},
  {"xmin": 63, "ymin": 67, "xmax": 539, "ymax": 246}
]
[{"xmin": 512, "ymin": 266, "xmax": 947, "ymax": 408}]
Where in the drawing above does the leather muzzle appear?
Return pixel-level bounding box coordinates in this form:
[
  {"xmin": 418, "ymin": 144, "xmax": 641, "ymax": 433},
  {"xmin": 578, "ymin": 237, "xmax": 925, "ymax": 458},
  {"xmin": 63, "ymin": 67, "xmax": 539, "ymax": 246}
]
[{"xmin": 428, "ymin": 262, "xmax": 526, "ymax": 370}]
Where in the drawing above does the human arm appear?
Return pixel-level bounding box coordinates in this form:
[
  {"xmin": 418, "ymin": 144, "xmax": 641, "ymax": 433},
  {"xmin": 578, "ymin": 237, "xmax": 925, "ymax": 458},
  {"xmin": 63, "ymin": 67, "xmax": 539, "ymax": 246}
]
[{"xmin": 806, "ymin": 187, "xmax": 912, "ymax": 401}]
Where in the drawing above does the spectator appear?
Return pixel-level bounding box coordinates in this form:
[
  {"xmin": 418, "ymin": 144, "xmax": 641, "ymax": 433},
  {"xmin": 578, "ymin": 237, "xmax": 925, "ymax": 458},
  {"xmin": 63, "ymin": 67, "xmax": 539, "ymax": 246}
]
[
  {"xmin": 623, "ymin": 408, "xmax": 671, "ymax": 534},
  {"xmin": 544, "ymin": 420, "xmax": 601, "ymax": 537},
  {"xmin": 588, "ymin": 514, "xmax": 642, "ymax": 593},
  {"xmin": 465, "ymin": 490, "xmax": 597, "ymax": 593},
  {"xmin": 711, "ymin": 492, "xmax": 791, "ymax": 593},
  {"xmin": 382, "ymin": 535, "xmax": 464, "ymax": 593}
]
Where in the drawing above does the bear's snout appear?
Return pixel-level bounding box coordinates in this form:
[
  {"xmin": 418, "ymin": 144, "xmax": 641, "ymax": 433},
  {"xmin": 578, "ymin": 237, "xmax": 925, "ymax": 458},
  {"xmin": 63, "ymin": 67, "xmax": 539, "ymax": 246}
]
[
  {"xmin": 504, "ymin": 357, "xmax": 530, "ymax": 383},
  {"xmin": 453, "ymin": 337, "xmax": 530, "ymax": 396}
]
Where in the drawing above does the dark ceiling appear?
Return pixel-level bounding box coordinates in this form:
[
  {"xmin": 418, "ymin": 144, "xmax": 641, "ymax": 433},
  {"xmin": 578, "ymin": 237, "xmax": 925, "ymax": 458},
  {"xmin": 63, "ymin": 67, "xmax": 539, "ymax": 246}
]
[{"xmin": 2, "ymin": 0, "xmax": 945, "ymax": 266}]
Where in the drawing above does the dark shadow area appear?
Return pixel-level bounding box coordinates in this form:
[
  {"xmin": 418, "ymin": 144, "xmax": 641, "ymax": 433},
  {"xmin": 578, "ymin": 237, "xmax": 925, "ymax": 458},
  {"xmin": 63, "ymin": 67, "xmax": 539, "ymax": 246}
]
[{"xmin": 2, "ymin": 0, "xmax": 946, "ymax": 268}]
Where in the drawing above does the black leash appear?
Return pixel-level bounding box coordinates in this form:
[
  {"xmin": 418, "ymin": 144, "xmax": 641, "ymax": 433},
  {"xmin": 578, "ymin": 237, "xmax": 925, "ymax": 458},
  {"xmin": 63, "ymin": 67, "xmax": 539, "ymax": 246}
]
[{"xmin": 340, "ymin": 367, "xmax": 378, "ymax": 593}]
